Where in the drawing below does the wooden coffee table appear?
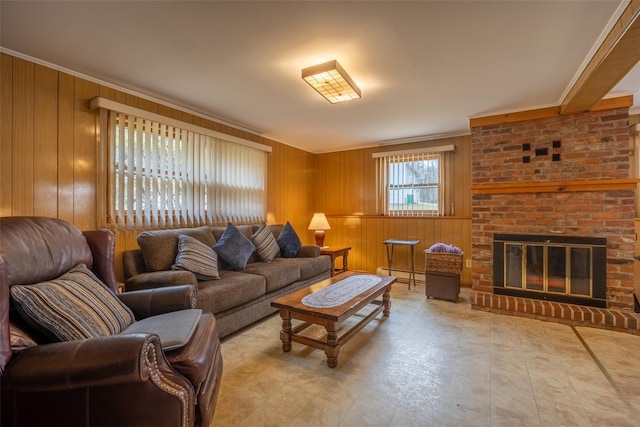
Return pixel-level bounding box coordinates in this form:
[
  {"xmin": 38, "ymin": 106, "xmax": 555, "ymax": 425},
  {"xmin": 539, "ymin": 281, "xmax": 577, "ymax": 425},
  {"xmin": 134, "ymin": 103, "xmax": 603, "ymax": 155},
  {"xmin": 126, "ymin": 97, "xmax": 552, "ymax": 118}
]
[{"xmin": 271, "ymin": 272, "xmax": 397, "ymax": 368}]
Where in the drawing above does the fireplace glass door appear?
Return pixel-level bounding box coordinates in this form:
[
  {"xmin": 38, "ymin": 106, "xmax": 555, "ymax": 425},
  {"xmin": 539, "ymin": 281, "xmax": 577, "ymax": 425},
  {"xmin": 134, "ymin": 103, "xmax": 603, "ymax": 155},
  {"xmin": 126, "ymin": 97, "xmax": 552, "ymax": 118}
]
[
  {"xmin": 570, "ymin": 248, "xmax": 591, "ymax": 296},
  {"xmin": 502, "ymin": 243, "xmax": 592, "ymax": 297}
]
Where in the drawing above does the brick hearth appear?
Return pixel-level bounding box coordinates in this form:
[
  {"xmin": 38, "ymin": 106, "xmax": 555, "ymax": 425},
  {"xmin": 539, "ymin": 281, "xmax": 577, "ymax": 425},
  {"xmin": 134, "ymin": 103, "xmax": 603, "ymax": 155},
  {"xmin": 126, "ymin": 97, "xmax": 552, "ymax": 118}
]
[
  {"xmin": 470, "ymin": 101, "xmax": 637, "ymax": 333},
  {"xmin": 471, "ymin": 291, "xmax": 640, "ymax": 335}
]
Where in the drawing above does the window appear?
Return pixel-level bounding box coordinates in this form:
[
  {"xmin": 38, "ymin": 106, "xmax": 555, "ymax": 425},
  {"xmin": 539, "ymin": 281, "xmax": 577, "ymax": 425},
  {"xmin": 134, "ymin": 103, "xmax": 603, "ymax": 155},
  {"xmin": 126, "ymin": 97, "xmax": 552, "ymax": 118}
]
[
  {"xmin": 374, "ymin": 145, "xmax": 454, "ymax": 216},
  {"xmin": 92, "ymin": 98, "xmax": 270, "ymax": 231}
]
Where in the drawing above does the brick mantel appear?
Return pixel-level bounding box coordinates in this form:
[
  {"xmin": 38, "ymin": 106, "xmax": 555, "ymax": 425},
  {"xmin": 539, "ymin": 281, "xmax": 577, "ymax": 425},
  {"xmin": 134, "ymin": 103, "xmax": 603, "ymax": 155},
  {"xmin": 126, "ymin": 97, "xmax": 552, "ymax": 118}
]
[{"xmin": 470, "ymin": 101, "xmax": 636, "ymax": 331}]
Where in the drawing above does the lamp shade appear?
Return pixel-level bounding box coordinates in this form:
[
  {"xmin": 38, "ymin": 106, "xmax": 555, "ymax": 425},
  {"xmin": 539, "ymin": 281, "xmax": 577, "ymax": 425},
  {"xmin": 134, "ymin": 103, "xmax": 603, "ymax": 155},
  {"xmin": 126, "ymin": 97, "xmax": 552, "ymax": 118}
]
[
  {"xmin": 308, "ymin": 213, "xmax": 331, "ymax": 231},
  {"xmin": 308, "ymin": 213, "xmax": 331, "ymax": 247}
]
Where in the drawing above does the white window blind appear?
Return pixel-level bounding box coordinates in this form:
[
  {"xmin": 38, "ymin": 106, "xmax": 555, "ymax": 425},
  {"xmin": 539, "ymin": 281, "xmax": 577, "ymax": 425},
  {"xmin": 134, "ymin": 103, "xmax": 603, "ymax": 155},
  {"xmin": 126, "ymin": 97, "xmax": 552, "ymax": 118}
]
[
  {"xmin": 98, "ymin": 103, "xmax": 268, "ymax": 231},
  {"xmin": 374, "ymin": 146, "xmax": 453, "ymax": 216}
]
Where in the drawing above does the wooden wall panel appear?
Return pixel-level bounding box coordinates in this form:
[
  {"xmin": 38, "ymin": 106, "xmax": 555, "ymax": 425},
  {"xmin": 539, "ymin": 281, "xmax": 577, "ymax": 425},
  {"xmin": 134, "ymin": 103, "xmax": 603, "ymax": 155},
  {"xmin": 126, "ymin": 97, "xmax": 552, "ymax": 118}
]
[
  {"xmin": 33, "ymin": 65, "xmax": 59, "ymax": 218},
  {"xmin": 12, "ymin": 58, "xmax": 34, "ymax": 216},
  {"xmin": 265, "ymin": 142, "xmax": 315, "ymax": 242},
  {"xmin": 57, "ymin": 72, "xmax": 76, "ymax": 223},
  {"xmin": 1, "ymin": 54, "xmax": 13, "ymax": 216},
  {"xmin": 72, "ymin": 78, "xmax": 99, "ymax": 229}
]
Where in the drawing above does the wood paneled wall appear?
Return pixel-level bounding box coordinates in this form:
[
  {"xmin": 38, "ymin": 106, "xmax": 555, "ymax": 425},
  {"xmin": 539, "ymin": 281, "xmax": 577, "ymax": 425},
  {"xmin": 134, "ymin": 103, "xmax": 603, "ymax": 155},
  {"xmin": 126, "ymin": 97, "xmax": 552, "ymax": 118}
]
[
  {"xmin": 1, "ymin": 53, "xmax": 316, "ymax": 280},
  {"xmin": 314, "ymin": 136, "xmax": 473, "ymax": 285}
]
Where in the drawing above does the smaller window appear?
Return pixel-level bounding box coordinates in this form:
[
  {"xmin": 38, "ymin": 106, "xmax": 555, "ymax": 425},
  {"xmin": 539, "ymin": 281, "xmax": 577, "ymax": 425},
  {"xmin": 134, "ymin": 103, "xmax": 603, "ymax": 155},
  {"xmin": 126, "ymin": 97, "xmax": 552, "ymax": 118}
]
[
  {"xmin": 386, "ymin": 153, "xmax": 441, "ymax": 215},
  {"xmin": 374, "ymin": 146, "xmax": 453, "ymax": 217}
]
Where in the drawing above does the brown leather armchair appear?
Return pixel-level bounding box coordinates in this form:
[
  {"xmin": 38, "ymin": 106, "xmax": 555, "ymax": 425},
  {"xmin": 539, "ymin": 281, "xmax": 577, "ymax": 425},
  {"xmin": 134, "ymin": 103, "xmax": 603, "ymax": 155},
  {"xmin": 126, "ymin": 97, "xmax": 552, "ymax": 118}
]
[{"xmin": 0, "ymin": 217, "xmax": 223, "ymax": 427}]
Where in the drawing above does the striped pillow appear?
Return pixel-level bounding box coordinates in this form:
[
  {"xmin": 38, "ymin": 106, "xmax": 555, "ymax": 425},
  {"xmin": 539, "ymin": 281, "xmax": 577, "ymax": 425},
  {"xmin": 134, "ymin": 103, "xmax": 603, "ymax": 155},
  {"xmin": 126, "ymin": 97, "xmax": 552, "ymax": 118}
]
[
  {"xmin": 10, "ymin": 264, "xmax": 135, "ymax": 342},
  {"xmin": 252, "ymin": 223, "xmax": 280, "ymax": 262},
  {"xmin": 172, "ymin": 234, "xmax": 220, "ymax": 280}
]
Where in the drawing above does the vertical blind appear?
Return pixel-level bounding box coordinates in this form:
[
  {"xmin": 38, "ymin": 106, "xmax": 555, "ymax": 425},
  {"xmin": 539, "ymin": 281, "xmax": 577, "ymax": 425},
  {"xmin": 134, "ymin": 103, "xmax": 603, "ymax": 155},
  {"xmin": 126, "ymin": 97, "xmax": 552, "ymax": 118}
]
[{"xmin": 107, "ymin": 110, "xmax": 267, "ymax": 230}]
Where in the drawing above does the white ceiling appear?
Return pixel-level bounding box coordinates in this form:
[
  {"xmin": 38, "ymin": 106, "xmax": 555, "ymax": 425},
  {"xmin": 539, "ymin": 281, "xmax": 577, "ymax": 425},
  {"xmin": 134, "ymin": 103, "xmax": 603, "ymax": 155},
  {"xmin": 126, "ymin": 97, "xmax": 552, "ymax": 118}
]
[{"xmin": 1, "ymin": 1, "xmax": 638, "ymax": 154}]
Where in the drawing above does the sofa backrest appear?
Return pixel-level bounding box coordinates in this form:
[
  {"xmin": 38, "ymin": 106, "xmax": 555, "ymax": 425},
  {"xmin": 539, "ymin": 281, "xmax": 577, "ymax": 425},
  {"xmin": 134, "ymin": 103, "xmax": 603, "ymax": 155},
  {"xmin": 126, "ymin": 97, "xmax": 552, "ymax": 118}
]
[{"xmin": 132, "ymin": 224, "xmax": 288, "ymax": 275}]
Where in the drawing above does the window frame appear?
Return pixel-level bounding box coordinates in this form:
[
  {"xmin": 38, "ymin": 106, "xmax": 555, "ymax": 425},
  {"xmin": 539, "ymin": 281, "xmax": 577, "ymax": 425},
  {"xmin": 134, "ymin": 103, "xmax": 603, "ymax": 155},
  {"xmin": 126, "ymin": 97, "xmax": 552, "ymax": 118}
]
[
  {"xmin": 386, "ymin": 153, "xmax": 442, "ymax": 215},
  {"xmin": 373, "ymin": 145, "xmax": 455, "ymax": 217}
]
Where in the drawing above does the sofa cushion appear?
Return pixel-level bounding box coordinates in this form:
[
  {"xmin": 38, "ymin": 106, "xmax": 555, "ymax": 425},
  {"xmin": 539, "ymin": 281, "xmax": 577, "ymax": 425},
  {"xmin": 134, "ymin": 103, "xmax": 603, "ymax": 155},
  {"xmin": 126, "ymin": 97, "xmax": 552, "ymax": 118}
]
[
  {"xmin": 10, "ymin": 264, "xmax": 135, "ymax": 342},
  {"xmin": 172, "ymin": 234, "xmax": 220, "ymax": 280},
  {"xmin": 252, "ymin": 223, "xmax": 280, "ymax": 262},
  {"xmin": 273, "ymin": 256, "xmax": 332, "ymax": 281},
  {"xmin": 138, "ymin": 226, "xmax": 216, "ymax": 272},
  {"xmin": 213, "ymin": 223, "xmax": 256, "ymax": 270},
  {"xmin": 196, "ymin": 271, "xmax": 266, "ymax": 314},
  {"xmin": 243, "ymin": 261, "xmax": 301, "ymax": 293},
  {"xmin": 120, "ymin": 309, "xmax": 202, "ymax": 351},
  {"xmin": 277, "ymin": 221, "xmax": 302, "ymax": 258}
]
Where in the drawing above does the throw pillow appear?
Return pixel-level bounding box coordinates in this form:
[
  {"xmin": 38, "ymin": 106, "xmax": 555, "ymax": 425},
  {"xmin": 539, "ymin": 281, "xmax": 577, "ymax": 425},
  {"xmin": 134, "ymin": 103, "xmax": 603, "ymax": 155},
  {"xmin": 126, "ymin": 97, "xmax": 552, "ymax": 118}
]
[
  {"xmin": 172, "ymin": 234, "xmax": 220, "ymax": 280},
  {"xmin": 252, "ymin": 223, "xmax": 280, "ymax": 262},
  {"xmin": 213, "ymin": 223, "xmax": 256, "ymax": 270},
  {"xmin": 277, "ymin": 221, "xmax": 302, "ymax": 258},
  {"xmin": 10, "ymin": 264, "xmax": 135, "ymax": 342}
]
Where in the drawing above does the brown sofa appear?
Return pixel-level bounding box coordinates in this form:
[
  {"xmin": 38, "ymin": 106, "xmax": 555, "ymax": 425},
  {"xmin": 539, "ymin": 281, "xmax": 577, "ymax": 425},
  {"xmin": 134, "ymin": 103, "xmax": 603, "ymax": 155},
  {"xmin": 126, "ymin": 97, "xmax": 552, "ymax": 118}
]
[
  {"xmin": 123, "ymin": 224, "xmax": 332, "ymax": 338},
  {"xmin": 0, "ymin": 217, "xmax": 222, "ymax": 427}
]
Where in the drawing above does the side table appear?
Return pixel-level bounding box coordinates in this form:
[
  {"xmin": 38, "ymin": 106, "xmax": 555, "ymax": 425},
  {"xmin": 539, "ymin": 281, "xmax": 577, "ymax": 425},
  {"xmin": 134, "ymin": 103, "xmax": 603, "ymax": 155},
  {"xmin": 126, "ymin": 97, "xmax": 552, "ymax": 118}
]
[
  {"xmin": 320, "ymin": 246, "xmax": 351, "ymax": 276},
  {"xmin": 383, "ymin": 239, "xmax": 420, "ymax": 289}
]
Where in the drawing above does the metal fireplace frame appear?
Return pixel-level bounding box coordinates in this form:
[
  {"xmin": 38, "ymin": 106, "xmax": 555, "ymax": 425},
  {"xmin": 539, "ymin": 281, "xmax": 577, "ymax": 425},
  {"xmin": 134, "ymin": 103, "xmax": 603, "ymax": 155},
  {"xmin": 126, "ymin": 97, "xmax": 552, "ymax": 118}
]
[{"xmin": 493, "ymin": 233, "xmax": 607, "ymax": 308}]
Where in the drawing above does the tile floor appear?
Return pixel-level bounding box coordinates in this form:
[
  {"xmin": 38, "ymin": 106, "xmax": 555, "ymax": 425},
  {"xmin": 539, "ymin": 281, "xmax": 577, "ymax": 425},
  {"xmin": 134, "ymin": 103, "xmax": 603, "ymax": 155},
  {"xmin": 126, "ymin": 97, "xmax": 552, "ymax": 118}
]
[{"xmin": 212, "ymin": 281, "xmax": 640, "ymax": 426}]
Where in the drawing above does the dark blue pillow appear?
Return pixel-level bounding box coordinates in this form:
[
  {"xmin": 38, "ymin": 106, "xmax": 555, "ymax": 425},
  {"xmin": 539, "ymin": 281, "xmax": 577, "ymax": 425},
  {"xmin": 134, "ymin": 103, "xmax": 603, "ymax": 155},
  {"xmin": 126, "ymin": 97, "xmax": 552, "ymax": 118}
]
[
  {"xmin": 213, "ymin": 223, "xmax": 256, "ymax": 270},
  {"xmin": 277, "ymin": 221, "xmax": 301, "ymax": 258}
]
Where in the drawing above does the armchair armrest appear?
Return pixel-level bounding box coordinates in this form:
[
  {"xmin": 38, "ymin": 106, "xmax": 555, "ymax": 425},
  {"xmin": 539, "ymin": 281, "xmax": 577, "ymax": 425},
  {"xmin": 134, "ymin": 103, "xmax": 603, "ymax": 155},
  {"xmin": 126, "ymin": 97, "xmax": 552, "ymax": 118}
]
[
  {"xmin": 3, "ymin": 334, "xmax": 189, "ymax": 392},
  {"xmin": 125, "ymin": 270, "xmax": 198, "ymax": 291},
  {"xmin": 298, "ymin": 245, "xmax": 321, "ymax": 258},
  {"xmin": 118, "ymin": 285, "xmax": 197, "ymax": 319}
]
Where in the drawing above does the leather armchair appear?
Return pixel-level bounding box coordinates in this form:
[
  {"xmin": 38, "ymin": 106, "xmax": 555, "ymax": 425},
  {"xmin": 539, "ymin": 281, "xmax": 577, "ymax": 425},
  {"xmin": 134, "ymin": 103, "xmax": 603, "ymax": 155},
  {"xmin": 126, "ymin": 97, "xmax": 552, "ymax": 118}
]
[{"xmin": 0, "ymin": 217, "xmax": 223, "ymax": 427}]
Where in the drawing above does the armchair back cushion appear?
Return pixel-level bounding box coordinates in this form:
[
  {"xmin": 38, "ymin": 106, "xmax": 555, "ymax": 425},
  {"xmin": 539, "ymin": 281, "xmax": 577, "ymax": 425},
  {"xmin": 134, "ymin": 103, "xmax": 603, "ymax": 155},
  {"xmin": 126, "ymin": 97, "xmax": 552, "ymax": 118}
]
[
  {"xmin": 0, "ymin": 216, "xmax": 97, "ymax": 372},
  {"xmin": 0, "ymin": 216, "xmax": 93, "ymax": 287}
]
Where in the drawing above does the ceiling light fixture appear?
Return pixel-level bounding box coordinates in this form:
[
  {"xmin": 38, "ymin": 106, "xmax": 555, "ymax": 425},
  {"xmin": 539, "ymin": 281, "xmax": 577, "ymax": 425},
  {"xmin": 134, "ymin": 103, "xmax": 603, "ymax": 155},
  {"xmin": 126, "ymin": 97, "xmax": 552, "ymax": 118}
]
[{"xmin": 301, "ymin": 60, "xmax": 361, "ymax": 104}]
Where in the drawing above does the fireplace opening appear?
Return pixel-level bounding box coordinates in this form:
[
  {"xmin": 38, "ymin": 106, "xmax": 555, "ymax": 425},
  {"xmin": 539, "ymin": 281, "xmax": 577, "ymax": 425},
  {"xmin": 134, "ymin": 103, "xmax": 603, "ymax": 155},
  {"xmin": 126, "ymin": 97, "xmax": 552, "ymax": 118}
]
[{"xmin": 493, "ymin": 234, "xmax": 606, "ymax": 308}]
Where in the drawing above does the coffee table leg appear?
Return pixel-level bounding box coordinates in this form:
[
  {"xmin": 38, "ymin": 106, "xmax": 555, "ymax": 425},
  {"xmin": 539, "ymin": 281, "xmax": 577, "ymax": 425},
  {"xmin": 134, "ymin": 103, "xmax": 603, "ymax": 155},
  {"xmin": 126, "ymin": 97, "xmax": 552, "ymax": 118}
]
[
  {"xmin": 280, "ymin": 309, "xmax": 292, "ymax": 352},
  {"xmin": 383, "ymin": 286, "xmax": 391, "ymax": 317},
  {"xmin": 325, "ymin": 320, "xmax": 340, "ymax": 368}
]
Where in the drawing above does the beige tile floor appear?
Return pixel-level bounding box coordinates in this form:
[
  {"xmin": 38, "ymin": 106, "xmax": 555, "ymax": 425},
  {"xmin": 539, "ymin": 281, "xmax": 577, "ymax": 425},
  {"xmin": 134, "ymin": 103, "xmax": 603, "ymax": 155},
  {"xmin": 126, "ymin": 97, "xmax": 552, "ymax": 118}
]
[{"xmin": 212, "ymin": 282, "xmax": 640, "ymax": 427}]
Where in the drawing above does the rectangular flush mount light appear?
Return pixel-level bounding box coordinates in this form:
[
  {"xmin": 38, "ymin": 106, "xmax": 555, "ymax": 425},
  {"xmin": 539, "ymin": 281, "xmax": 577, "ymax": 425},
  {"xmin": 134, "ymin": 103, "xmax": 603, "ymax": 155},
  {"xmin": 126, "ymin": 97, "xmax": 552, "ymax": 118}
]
[{"xmin": 301, "ymin": 60, "xmax": 361, "ymax": 104}]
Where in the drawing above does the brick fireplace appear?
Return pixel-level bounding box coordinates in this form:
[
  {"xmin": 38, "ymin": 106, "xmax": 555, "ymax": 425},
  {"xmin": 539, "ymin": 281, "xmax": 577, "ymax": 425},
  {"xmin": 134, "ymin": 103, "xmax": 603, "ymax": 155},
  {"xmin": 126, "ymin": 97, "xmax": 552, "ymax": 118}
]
[{"xmin": 469, "ymin": 100, "xmax": 640, "ymax": 333}]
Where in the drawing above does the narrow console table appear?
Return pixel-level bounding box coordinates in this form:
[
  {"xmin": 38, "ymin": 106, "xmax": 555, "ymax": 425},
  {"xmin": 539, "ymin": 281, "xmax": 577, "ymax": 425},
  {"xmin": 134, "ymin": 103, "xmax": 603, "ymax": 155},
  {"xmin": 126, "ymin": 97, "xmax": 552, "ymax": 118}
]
[{"xmin": 383, "ymin": 239, "xmax": 420, "ymax": 289}]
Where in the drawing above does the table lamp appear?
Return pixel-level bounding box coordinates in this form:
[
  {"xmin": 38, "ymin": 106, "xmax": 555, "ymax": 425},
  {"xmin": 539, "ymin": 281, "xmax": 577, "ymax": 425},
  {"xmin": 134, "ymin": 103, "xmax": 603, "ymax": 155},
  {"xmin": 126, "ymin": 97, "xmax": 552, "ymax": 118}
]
[{"xmin": 308, "ymin": 213, "xmax": 331, "ymax": 247}]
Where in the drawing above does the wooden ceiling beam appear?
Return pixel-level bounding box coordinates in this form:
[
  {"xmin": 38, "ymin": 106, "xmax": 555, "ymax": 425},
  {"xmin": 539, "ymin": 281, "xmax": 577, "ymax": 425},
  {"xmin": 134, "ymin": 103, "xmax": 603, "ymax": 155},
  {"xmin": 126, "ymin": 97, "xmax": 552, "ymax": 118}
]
[{"xmin": 561, "ymin": 0, "xmax": 640, "ymax": 114}]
